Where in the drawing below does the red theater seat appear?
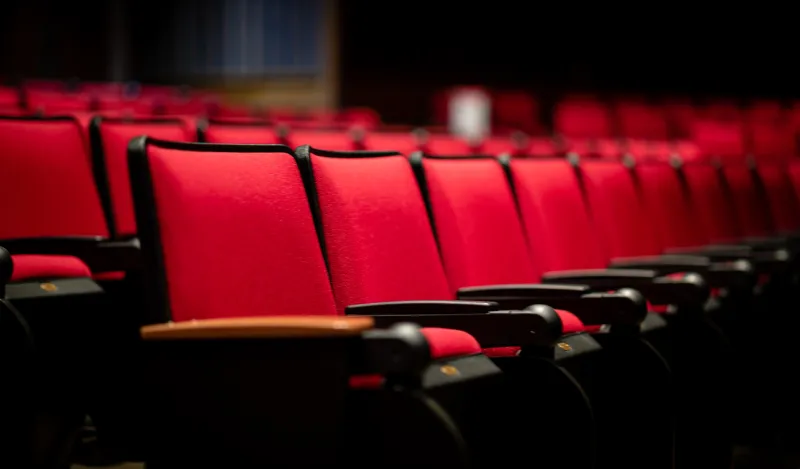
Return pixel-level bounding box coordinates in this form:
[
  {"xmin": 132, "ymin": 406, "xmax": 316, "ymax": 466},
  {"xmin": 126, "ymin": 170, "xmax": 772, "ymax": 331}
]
[
  {"xmin": 127, "ymin": 137, "xmax": 518, "ymax": 467},
  {"xmin": 89, "ymin": 117, "xmax": 196, "ymax": 239},
  {"xmin": 201, "ymin": 120, "xmax": 281, "ymax": 144}
]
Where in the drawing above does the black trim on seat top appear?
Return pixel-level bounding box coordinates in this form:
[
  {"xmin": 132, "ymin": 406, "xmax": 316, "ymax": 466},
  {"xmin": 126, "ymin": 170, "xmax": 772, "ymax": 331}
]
[{"xmin": 127, "ymin": 136, "xmax": 296, "ymax": 324}]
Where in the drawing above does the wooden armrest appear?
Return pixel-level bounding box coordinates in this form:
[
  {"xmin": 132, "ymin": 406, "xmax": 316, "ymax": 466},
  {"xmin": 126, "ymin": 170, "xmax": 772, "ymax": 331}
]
[{"xmin": 141, "ymin": 316, "xmax": 375, "ymax": 340}]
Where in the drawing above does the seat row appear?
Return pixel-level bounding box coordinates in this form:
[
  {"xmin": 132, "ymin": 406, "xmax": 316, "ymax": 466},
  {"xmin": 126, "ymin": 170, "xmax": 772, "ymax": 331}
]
[{"xmin": 0, "ymin": 115, "xmax": 798, "ymax": 467}]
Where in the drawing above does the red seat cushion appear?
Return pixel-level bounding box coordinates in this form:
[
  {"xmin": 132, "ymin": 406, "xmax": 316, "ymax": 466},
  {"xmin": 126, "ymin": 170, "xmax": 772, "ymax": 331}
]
[
  {"xmin": 10, "ymin": 255, "xmax": 91, "ymax": 282},
  {"xmin": 421, "ymin": 327, "xmax": 482, "ymax": 358}
]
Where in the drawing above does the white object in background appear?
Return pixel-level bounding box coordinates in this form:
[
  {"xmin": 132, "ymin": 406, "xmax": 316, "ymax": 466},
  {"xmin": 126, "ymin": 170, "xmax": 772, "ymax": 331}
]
[{"xmin": 448, "ymin": 88, "xmax": 491, "ymax": 141}]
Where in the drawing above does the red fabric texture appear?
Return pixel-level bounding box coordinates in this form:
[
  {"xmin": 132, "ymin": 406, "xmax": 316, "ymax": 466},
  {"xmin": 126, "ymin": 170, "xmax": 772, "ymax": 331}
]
[
  {"xmin": 422, "ymin": 135, "xmax": 473, "ymax": 155},
  {"xmin": 680, "ymin": 163, "xmax": 742, "ymax": 242},
  {"xmin": 0, "ymin": 118, "xmax": 109, "ymax": 240},
  {"xmin": 146, "ymin": 146, "xmax": 491, "ymax": 362},
  {"xmin": 755, "ymin": 163, "xmax": 800, "ymax": 232},
  {"xmin": 26, "ymin": 90, "xmax": 94, "ymax": 114},
  {"xmin": 287, "ymin": 131, "xmax": 357, "ymax": 151},
  {"xmin": 578, "ymin": 160, "xmax": 663, "ymax": 258},
  {"xmin": 634, "ymin": 162, "xmax": 708, "ymax": 249},
  {"xmin": 422, "ymin": 158, "xmax": 541, "ymax": 292},
  {"xmin": 555, "ymin": 98, "xmax": 613, "ymax": 139},
  {"xmin": 147, "ymin": 147, "xmax": 338, "ymax": 321},
  {"xmin": 99, "ymin": 121, "xmax": 195, "ymax": 237},
  {"xmin": 508, "ymin": 158, "xmax": 608, "ymax": 272},
  {"xmin": 362, "ymin": 133, "xmax": 419, "ymax": 155},
  {"xmin": 10, "ymin": 255, "xmax": 91, "ymax": 282},
  {"xmin": 311, "ymin": 154, "xmax": 453, "ymax": 310},
  {"xmin": 203, "ymin": 124, "xmax": 280, "ymax": 144},
  {"xmin": 721, "ymin": 164, "xmax": 771, "ymax": 238},
  {"xmin": 614, "ymin": 102, "xmax": 669, "ymax": 140}
]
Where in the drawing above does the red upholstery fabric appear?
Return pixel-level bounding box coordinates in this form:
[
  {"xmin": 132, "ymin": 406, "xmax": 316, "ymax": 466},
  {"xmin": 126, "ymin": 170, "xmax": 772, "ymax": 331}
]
[
  {"xmin": 147, "ymin": 147, "xmax": 338, "ymax": 321},
  {"xmin": 578, "ymin": 161, "xmax": 664, "ymax": 258},
  {"xmin": 555, "ymin": 98, "xmax": 613, "ymax": 139},
  {"xmin": 492, "ymin": 91, "xmax": 540, "ymax": 134},
  {"xmin": 146, "ymin": 145, "xmax": 488, "ymax": 364},
  {"xmin": 720, "ymin": 164, "xmax": 771, "ymax": 238},
  {"xmin": 203, "ymin": 124, "xmax": 280, "ymax": 144},
  {"xmin": 634, "ymin": 162, "xmax": 708, "ymax": 249},
  {"xmin": 422, "ymin": 327, "xmax": 482, "ymax": 357},
  {"xmin": 99, "ymin": 120, "xmax": 195, "ymax": 237},
  {"xmin": 311, "ymin": 154, "xmax": 453, "ymax": 310},
  {"xmin": 755, "ymin": 163, "xmax": 800, "ymax": 232},
  {"xmin": 422, "ymin": 158, "xmax": 540, "ymax": 292},
  {"xmin": 10, "ymin": 255, "xmax": 91, "ymax": 282},
  {"xmin": 362, "ymin": 132, "xmax": 419, "ymax": 155},
  {"xmin": 0, "ymin": 86, "xmax": 20, "ymax": 110},
  {"xmin": 477, "ymin": 137, "xmax": 516, "ymax": 156},
  {"xmin": 508, "ymin": 158, "xmax": 608, "ymax": 271},
  {"xmin": 26, "ymin": 90, "xmax": 95, "ymax": 114},
  {"xmin": 288, "ymin": 131, "xmax": 357, "ymax": 151},
  {"xmin": 423, "ymin": 135, "xmax": 473, "ymax": 155},
  {"xmin": 563, "ymin": 138, "xmax": 621, "ymax": 159},
  {"xmin": 680, "ymin": 163, "xmax": 742, "ymax": 243},
  {"xmin": 692, "ymin": 120, "xmax": 746, "ymax": 161},
  {"xmin": 615, "ymin": 102, "xmax": 669, "ymax": 140},
  {"xmin": 0, "ymin": 118, "xmax": 109, "ymax": 240}
]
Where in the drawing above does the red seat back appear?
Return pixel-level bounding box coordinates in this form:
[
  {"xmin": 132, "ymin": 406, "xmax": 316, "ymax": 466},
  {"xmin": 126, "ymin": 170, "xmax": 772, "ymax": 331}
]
[
  {"xmin": 754, "ymin": 162, "xmax": 800, "ymax": 232},
  {"xmin": 679, "ymin": 162, "xmax": 742, "ymax": 243},
  {"xmin": 417, "ymin": 156, "xmax": 539, "ymax": 292},
  {"xmin": 26, "ymin": 90, "xmax": 95, "ymax": 114},
  {"xmin": 128, "ymin": 139, "xmax": 338, "ymax": 322},
  {"xmin": 301, "ymin": 148, "xmax": 452, "ymax": 311},
  {"xmin": 505, "ymin": 158, "xmax": 608, "ymax": 271},
  {"xmin": 202, "ymin": 122, "xmax": 281, "ymax": 144},
  {"xmin": 0, "ymin": 117, "xmax": 108, "ymax": 240},
  {"xmin": 554, "ymin": 97, "xmax": 613, "ymax": 140},
  {"xmin": 91, "ymin": 118, "xmax": 196, "ymax": 238},
  {"xmin": 630, "ymin": 160, "xmax": 709, "ymax": 249},
  {"xmin": 614, "ymin": 102, "xmax": 669, "ymax": 140},
  {"xmin": 422, "ymin": 134, "xmax": 473, "ymax": 155},
  {"xmin": 362, "ymin": 132, "xmax": 419, "ymax": 155},
  {"xmin": 577, "ymin": 160, "xmax": 664, "ymax": 257},
  {"xmin": 287, "ymin": 131, "xmax": 359, "ymax": 151}
]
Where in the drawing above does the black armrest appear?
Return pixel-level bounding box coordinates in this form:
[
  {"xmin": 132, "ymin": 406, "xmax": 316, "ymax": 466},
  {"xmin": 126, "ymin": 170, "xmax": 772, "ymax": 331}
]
[
  {"xmin": 540, "ymin": 269, "xmax": 709, "ymax": 306},
  {"xmin": 346, "ymin": 300, "xmax": 497, "ymax": 316},
  {"xmin": 456, "ymin": 284, "xmax": 646, "ymax": 327},
  {"xmin": 0, "ymin": 236, "xmax": 141, "ymax": 273},
  {"xmin": 608, "ymin": 255, "xmax": 711, "ymax": 275},
  {"xmin": 664, "ymin": 244, "xmax": 753, "ymax": 261},
  {"xmin": 608, "ymin": 255, "xmax": 756, "ymax": 289},
  {"xmin": 346, "ymin": 300, "xmax": 562, "ymax": 348}
]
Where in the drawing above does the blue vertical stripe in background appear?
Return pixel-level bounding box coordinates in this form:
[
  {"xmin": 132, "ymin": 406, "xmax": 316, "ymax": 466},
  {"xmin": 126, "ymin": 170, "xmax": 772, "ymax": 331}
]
[{"xmin": 174, "ymin": 0, "xmax": 323, "ymax": 77}]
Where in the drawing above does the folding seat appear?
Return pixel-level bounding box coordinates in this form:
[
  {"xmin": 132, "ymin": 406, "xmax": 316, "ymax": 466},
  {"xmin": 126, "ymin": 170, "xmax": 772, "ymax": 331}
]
[
  {"xmin": 362, "ymin": 131, "xmax": 420, "ymax": 155},
  {"xmin": 491, "ymin": 91, "xmax": 541, "ymax": 134},
  {"xmin": 89, "ymin": 116, "xmax": 197, "ymax": 242},
  {"xmin": 499, "ymin": 154, "xmax": 738, "ymax": 469},
  {"xmin": 419, "ymin": 132, "xmax": 474, "ymax": 154},
  {"xmin": 408, "ymin": 153, "xmax": 678, "ymax": 469},
  {"xmin": 0, "ymin": 85, "xmax": 21, "ymax": 112},
  {"xmin": 126, "ymin": 138, "xmax": 532, "ymax": 467},
  {"xmin": 285, "ymin": 129, "xmax": 362, "ymax": 150},
  {"xmin": 614, "ymin": 100, "xmax": 670, "ymax": 141},
  {"xmin": 553, "ymin": 96, "xmax": 622, "ymax": 158},
  {"xmin": 199, "ymin": 119, "xmax": 281, "ymax": 144},
  {"xmin": 25, "ymin": 89, "xmax": 96, "ymax": 114},
  {"xmin": 337, "ymin": 107, "xmax": 381, "ymax": 129},
  {"xmin": 293, "ymin": 145, "xmax": 673, "ymax": 469},
  {"xmin": 0, "ymin": 115, "xmax": 133, "ymax": 466}
]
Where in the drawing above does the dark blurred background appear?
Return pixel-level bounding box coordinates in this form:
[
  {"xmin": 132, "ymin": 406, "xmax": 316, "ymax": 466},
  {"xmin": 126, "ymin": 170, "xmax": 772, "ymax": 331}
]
[{"xmin": 0, "ymin": 0, "xmax": 795, "ymax": 124}]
